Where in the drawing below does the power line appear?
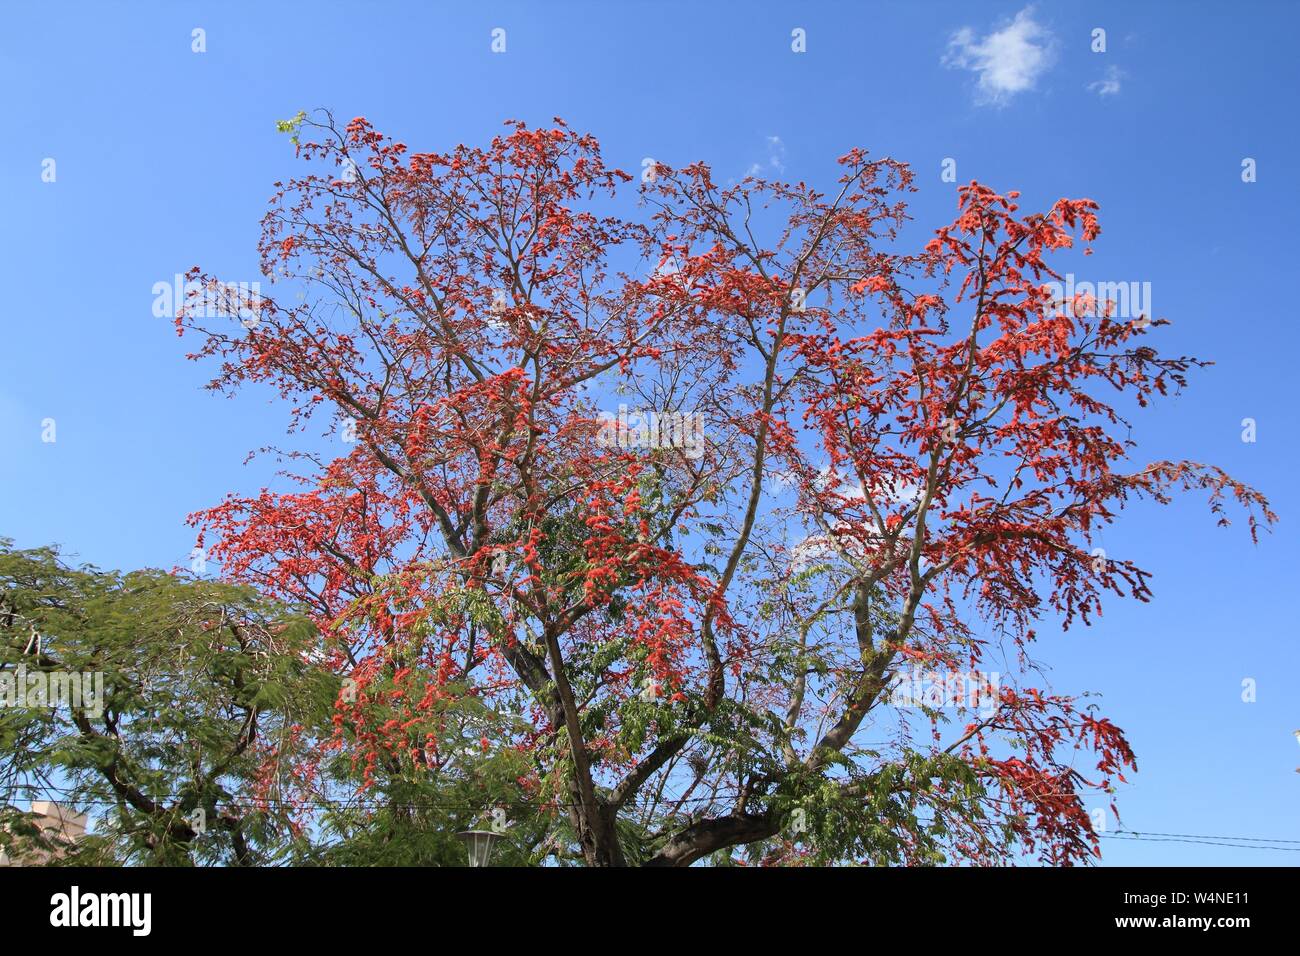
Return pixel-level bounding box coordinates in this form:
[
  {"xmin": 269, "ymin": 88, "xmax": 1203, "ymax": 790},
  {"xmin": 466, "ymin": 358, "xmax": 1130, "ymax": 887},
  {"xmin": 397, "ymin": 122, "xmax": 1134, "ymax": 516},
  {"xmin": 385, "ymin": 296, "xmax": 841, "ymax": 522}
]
[
  {"xmin": 1099, "ymin": 832, "xmax": 1300, "ymax": 853},
  {"xmin": 1110, "ymin": 829, "xmax": 1300, "ymax": 845}
]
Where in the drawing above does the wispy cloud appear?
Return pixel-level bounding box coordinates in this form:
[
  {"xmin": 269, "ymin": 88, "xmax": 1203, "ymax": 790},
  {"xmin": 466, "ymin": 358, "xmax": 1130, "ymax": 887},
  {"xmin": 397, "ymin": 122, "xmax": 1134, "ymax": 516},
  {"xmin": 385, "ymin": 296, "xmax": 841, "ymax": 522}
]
[
  {"xmin": 746, "ymin": 135, "xmax": 786, "ymax": 177},
  {"xmin": 1088, "ymin": 65, "xmax": 1124, "ymax": 97},
  {"xmin": 943, "ymin": 6, "xmax": 1056, "ymax": 106}
]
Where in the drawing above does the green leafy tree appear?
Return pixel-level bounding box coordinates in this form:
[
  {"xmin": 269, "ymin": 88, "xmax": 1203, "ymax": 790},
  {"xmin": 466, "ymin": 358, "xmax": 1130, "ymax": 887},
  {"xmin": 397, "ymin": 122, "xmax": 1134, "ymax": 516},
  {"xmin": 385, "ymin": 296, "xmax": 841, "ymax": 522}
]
[{"xmin": 0, "ymin": 538, "xmax": 332, "ymax": 865}]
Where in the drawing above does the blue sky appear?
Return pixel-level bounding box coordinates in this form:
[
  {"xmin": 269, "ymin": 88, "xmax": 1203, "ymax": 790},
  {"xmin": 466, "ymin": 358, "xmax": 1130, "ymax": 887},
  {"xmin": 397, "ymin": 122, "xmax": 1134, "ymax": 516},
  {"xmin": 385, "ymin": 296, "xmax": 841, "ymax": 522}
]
[{"xmin": 2, "ymin": 0, "xmax": 1297, "ymax": 865}]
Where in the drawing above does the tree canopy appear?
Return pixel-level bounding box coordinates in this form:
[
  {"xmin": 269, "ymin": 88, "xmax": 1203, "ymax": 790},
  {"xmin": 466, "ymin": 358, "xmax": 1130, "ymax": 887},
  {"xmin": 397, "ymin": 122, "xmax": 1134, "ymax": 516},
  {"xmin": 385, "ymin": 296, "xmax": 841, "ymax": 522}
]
[{"xmin": 161, "ymin": 113, "xmax": 1273, "ymax": 866}]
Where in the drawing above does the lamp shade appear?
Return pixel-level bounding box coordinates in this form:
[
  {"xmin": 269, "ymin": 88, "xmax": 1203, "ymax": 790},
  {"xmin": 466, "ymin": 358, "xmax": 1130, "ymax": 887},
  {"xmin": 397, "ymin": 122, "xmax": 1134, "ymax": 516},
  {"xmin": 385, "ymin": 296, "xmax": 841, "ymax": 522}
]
[{"xmin": 457, "ymin": 829, "xmax": 502, "ymax": 867}]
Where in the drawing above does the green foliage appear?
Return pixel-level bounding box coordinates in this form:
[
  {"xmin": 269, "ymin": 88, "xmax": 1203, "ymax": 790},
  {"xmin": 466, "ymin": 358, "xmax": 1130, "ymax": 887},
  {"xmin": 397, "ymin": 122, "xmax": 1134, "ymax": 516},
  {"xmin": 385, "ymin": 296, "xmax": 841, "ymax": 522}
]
[
  {"xmin": 275, "ymin": 110, "xmax": 308, "ymax": 145},
  {"xmin": 0, "ymin": 538, "xmax": 333, "ymax": 865}
]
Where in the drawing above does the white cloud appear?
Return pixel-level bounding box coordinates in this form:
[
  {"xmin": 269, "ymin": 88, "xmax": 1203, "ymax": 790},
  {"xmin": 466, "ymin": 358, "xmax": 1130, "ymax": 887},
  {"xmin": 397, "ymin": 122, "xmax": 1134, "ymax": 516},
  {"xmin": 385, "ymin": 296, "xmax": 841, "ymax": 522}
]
[
  {"xmin": 765, "ymin": 135, "xmax": 786, "ymax": 172},
  {"xmin": 746, "ymin": 135, "xmax": 787, "ymax": 177},
  {"xmin": 943, "ymin": 6, "xmax": 1056, "ymax": 106},
  {"xmin": 1088, "ymin": 65, "xmax": 1124, "ymax": 97}
]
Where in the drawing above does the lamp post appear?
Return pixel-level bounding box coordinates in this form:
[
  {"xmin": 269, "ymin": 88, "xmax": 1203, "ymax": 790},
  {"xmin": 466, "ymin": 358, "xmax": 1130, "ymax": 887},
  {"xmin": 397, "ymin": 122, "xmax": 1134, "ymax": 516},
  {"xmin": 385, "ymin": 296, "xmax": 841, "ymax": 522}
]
[{"xmin": 457, "ymin": 829, "xmax": 503, "ymax": 867}]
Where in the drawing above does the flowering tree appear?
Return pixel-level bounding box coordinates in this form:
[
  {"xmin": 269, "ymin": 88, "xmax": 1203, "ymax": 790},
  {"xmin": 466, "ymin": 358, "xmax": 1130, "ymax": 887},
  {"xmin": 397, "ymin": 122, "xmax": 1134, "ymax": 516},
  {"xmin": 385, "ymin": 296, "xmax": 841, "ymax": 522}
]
[{"xmin": 178, "ymin": 113, "xmax": 1272, "ymax": 866}]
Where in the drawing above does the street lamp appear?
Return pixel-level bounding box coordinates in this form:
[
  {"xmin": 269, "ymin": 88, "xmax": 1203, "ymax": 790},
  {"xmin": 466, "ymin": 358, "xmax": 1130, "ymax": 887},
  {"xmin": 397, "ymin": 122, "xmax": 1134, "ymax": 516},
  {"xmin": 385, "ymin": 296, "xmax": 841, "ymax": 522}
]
[{"xmin": 457, "ymin": 829, "xmax": 503, "ymax": 867}]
